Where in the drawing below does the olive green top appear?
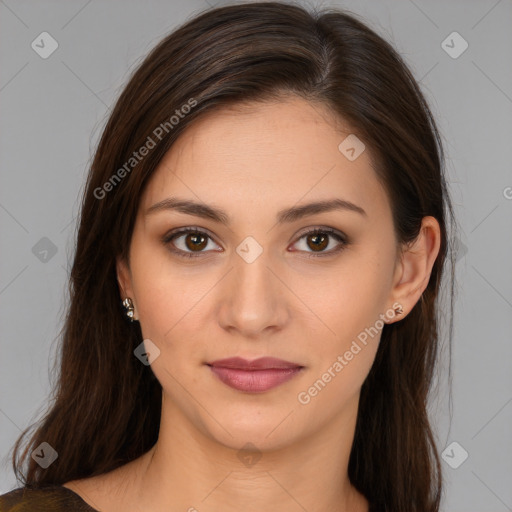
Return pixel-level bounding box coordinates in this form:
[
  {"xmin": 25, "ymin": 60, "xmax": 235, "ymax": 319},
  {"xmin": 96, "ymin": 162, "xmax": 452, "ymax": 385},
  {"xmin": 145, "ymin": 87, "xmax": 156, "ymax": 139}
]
[
  {"xmin": 0, "ymin": 485, "xmax": 382, "ymax": 511},
  {"xmin": 0, "ymin": 486, "xmax": 98, "ymax": 511}
]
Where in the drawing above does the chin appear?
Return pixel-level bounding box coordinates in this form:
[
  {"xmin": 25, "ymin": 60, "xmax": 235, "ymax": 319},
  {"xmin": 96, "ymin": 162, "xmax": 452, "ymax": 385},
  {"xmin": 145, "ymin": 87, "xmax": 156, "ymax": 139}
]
[{"xmin": 199, "ymin": 407, "xmax": 303, "ymax": 453}]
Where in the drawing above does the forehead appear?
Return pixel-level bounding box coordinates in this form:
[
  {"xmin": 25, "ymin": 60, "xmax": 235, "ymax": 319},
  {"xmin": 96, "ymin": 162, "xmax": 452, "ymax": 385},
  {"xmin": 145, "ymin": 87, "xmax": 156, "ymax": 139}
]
[{"xmin": 141, "ymin": 96, "xmax": 389, "ymax": 221}]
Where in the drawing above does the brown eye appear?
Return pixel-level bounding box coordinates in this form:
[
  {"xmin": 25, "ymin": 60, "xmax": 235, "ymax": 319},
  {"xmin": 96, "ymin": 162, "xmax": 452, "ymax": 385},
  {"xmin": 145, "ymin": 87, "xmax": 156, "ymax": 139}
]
[
  {"xmin": 184, "ymin": 232, "xmax": 208, "ymax": 251},
  {"xmin": 163, "ymin": 226, "xmax": 348, "ymax": 260},
  {"xmin": 306, "ymin": 232, "xmax": 329, "ymax": 252},
  {"xmin": 291, "ymin": 228, "xmax": 348, "ymax": 257},
  {"xmin": 163, "ymin": 228, "xmax": 220, "ymax": 259}
]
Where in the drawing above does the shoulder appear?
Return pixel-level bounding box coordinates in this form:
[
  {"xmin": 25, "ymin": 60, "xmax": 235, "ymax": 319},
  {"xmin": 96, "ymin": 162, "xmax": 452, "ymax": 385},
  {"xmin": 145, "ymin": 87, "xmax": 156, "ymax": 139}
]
[{"xmin": 0, "ymin": 485, "xmax": 99, "ymax": 511}]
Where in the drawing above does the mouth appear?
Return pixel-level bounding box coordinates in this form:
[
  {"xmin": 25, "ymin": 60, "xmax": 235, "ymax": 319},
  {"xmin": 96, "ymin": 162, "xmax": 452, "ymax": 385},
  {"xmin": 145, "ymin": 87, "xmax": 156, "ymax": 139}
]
[{"xmin": 206, "ymin": 357, "xmax": 304, "ymax": 393}]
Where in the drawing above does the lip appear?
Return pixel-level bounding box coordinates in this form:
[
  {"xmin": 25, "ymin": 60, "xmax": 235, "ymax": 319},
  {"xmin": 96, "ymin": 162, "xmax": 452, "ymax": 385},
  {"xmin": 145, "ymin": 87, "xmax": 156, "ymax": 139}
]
[
  {"xmin": 208, "ymin": 356, "xmax": 302, "ymax": 370},
  {"xmin": 206, "ymin": 357, "xmax": 304, "ymax": 393}
]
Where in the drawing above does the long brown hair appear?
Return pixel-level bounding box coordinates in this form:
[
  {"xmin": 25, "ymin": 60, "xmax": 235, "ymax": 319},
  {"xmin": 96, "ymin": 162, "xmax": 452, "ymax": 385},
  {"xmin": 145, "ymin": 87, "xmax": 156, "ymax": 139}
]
[{"xmin": 10, "ymin": 2, "xmax": 456, "ymax": 510}]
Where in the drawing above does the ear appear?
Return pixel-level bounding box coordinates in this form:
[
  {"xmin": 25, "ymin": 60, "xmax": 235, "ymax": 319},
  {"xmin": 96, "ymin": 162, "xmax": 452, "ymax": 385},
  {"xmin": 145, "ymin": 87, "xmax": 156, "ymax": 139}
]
[
  {"xmin": 116, "ymin": 255, "xmax": 138, "ymax": 320},
  {"xmin": 386, "ymin": 216, "xmax": 441, "ymax": 324}
]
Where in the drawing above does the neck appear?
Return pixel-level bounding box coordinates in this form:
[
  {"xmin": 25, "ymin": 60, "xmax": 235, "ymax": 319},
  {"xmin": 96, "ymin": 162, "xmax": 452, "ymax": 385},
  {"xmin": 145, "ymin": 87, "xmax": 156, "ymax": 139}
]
[{"xmin": 123, "ymin": 391, "xmax": 369, "ymax": 512}]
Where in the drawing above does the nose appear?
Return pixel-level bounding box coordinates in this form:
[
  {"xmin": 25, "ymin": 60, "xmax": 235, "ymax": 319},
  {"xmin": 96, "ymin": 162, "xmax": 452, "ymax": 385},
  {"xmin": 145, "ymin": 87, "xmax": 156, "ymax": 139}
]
[{"xmin": 216, "ymin": 250, "xmax": 290, "ymax": 338}]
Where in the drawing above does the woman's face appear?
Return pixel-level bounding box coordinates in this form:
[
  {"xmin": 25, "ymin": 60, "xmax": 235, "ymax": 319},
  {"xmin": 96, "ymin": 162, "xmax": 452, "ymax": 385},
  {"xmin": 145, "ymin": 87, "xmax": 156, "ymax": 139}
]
[{"xmin": 117, "ymin": 96, "xmax": 403, "ymax": 451}]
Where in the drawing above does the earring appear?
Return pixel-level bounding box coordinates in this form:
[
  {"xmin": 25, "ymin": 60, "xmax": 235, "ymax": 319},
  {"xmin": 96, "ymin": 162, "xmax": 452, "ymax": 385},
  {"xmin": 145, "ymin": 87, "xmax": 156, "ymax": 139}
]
[
  {"xmin": 122, "ymin": 297, "xmax": 136, "ymax": 321},
  {"xmin": 394, "ymin": 305, "xmax": 403, "ymax": 316}
]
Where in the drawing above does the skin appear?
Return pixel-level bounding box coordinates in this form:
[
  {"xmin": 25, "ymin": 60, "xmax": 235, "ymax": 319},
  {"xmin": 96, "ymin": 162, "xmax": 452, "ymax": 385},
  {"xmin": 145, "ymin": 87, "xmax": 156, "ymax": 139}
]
[{"xmin": 63, "ymin": 95, "xmax": 441, "ymax": 512}]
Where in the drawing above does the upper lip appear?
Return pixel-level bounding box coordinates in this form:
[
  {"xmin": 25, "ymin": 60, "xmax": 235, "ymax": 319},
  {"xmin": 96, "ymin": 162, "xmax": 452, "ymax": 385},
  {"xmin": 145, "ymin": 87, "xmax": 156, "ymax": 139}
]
[{"xmin": 207, "ymin": 357, "xmax": 303, "ymax": 370}]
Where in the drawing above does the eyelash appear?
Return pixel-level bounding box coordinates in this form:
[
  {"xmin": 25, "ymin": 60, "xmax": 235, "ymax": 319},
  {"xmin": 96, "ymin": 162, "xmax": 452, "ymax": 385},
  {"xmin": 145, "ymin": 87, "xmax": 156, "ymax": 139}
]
[{"xmin": 162, "ymin": 227, "xmax": 349, "ymax": 260}]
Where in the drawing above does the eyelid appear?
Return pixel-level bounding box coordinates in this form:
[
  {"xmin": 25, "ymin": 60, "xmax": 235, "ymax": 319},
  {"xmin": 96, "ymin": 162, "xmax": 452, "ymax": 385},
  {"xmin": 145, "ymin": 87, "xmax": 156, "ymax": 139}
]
[{"xmin": 293, "ymin": 225, "xmax": 346, "ymax": 241}]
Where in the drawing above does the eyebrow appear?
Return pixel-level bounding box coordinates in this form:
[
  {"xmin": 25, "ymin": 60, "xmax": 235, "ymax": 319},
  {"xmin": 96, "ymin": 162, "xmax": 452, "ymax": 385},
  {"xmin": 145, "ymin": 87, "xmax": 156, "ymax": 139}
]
[{"xmin": 145, "ymin": 196, "xmax": 367, "ymax": 225}]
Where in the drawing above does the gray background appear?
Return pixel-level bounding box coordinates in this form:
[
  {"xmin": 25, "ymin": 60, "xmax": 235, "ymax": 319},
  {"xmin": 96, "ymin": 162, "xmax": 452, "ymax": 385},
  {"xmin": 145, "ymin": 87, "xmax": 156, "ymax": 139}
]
[{"xmin": 1, "ymin": 0, "xmax": 511, "ymax": 510}]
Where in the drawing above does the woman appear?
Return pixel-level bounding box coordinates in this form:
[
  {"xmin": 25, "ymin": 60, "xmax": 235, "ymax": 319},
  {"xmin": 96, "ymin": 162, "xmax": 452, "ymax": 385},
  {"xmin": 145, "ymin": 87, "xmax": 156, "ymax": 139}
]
[{"xmin": 1, "ymin": 1, "xmax": 456, "ymax": 511}]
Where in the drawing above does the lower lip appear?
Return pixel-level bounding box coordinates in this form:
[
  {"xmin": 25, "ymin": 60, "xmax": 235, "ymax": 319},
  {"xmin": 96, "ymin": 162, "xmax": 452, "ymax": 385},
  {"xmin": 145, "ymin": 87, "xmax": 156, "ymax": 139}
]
[{"xmin": 208, "ymin": 365, "xmax": 303, "ymax": 392}]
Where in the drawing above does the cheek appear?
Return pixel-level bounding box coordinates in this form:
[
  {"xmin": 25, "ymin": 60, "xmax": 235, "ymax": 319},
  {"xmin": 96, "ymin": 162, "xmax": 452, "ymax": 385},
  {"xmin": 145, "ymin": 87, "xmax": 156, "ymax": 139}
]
[
  {"xmin": 130, "ymin": 251, "xmax": 217, "ymax": 362},
  {"xmin": 302, "ymin": 260, "xmax": 385, "ymax": 343},
  {"xmin": 130, "ymin": 239, "xmax": 185, "ymax": 320},
  {"xmin": 296, "ymin": 343, "xmax": 378, "ymax": 422},
  {"xmin": 297, "ymin": 251, "xmax": 388, "ymax": 387},
  {"xmin": 297, "ymin": 284, "xmax": 383, "ymax": 411},
  {"xmin": 135, "ymin": 279, "xmax": 201, "ymax": 347}
]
